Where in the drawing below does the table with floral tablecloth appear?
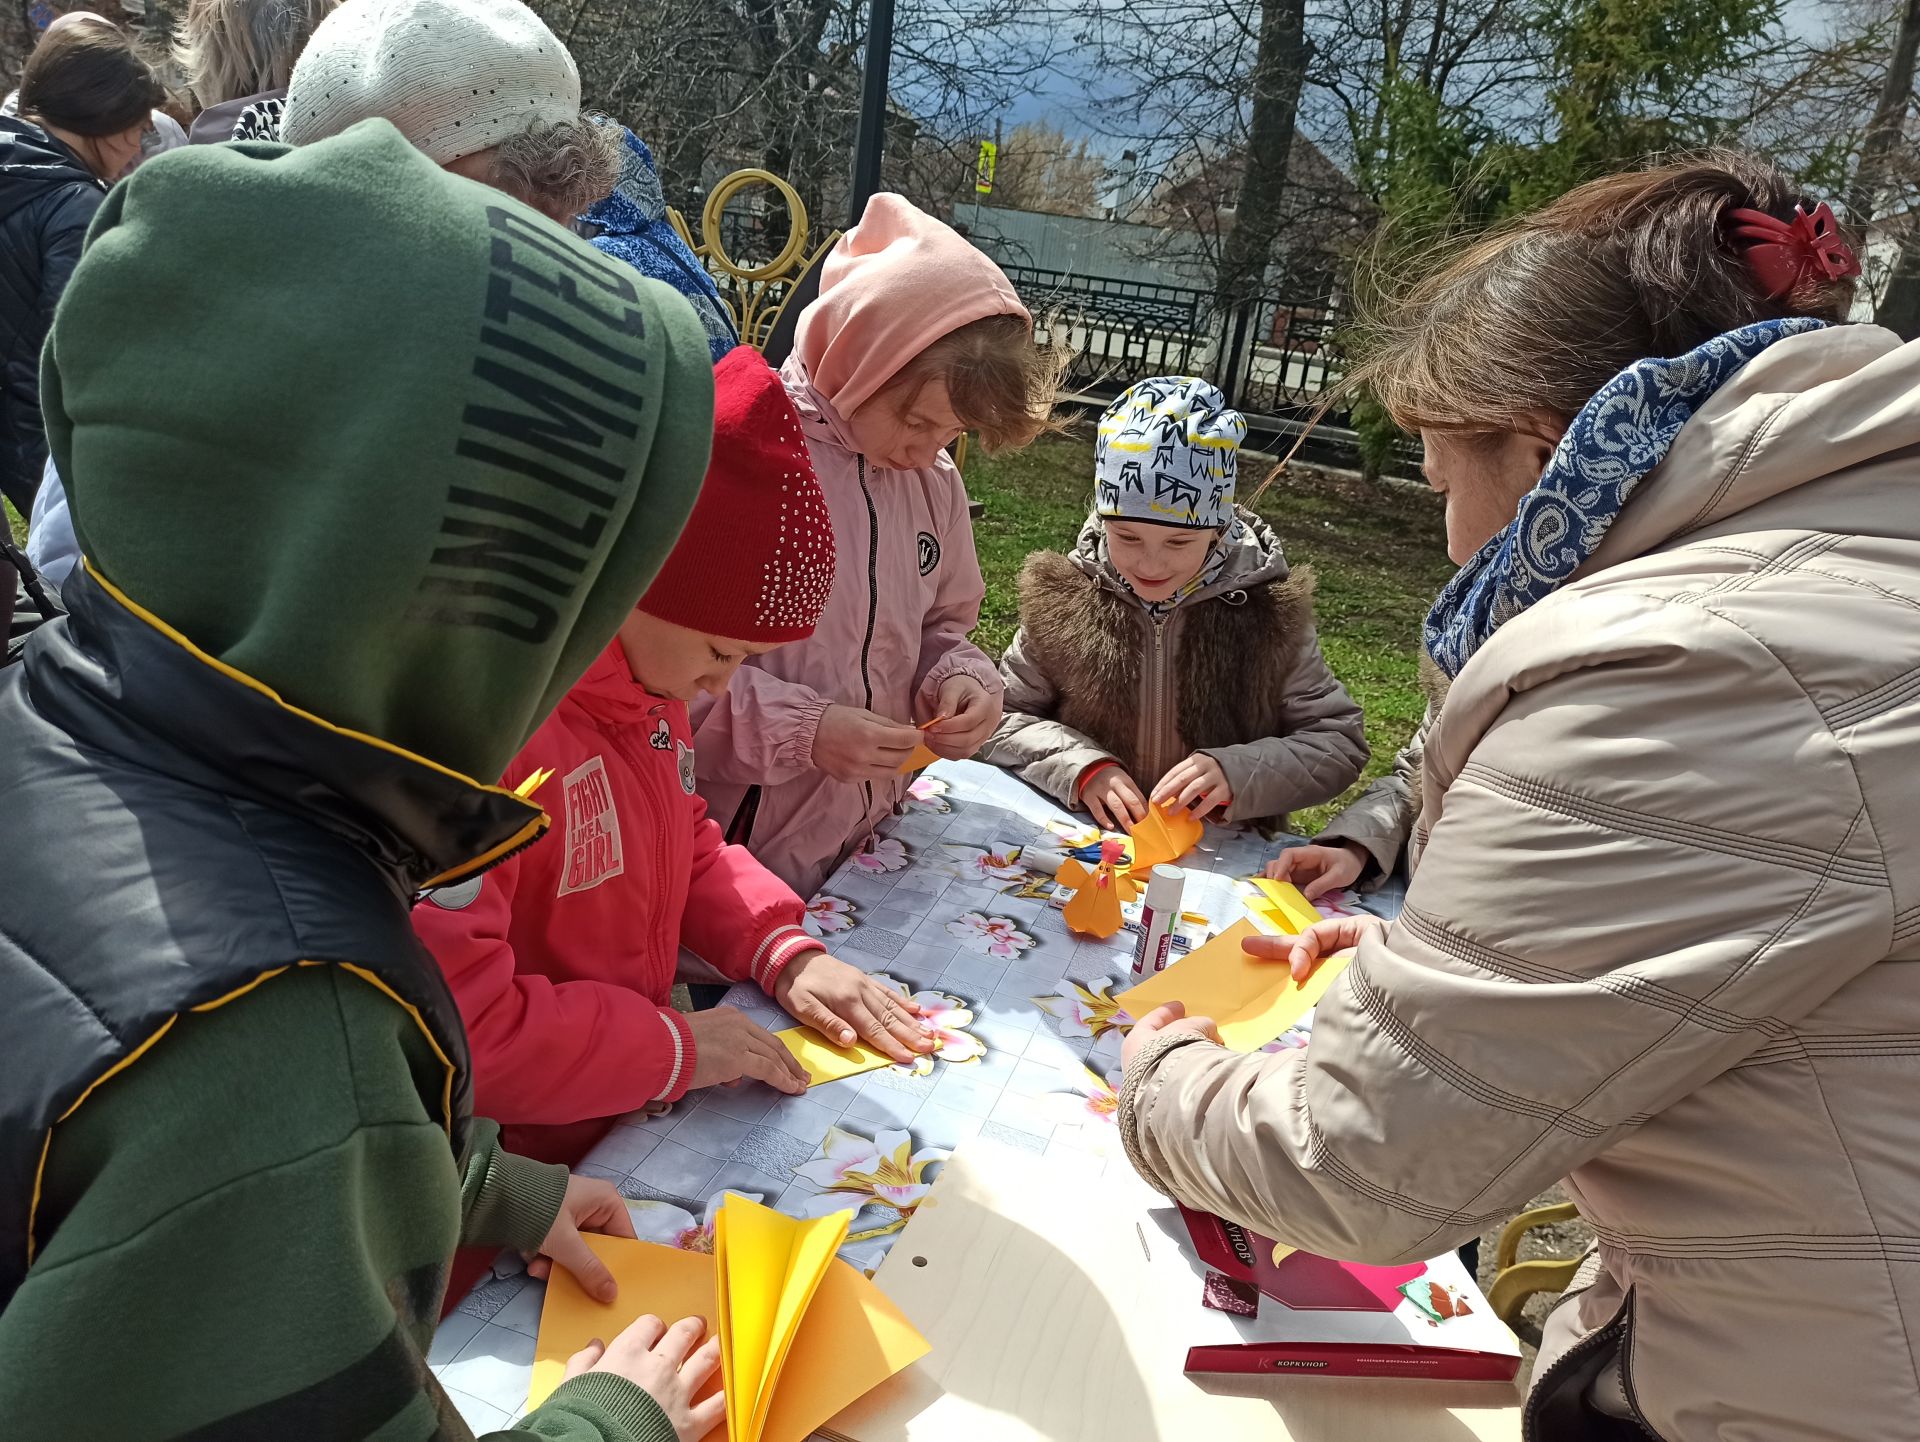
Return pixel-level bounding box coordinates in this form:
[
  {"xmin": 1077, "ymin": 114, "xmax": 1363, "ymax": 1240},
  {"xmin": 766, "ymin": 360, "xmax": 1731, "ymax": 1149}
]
[{"xmin": 429, "ymin": 759, "xmax": 1401, "ymax": 1433}]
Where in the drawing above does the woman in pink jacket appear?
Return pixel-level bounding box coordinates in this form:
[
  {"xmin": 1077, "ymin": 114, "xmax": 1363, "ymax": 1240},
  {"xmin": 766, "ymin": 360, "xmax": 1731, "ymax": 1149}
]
[
  {"xmin": 693, "ymin": 194, "xmax": 1063, "ymax": 896},
  {"xmin": 415, "ymin": 349, "xmax": 934, "ymax": 1164}
]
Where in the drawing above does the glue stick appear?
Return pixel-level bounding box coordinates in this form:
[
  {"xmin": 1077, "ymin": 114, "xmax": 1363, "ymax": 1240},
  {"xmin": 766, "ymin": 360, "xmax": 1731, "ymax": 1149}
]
[{"xmin": 1134, "ymin": 865, "xmax": 1187, "ymax": 978}]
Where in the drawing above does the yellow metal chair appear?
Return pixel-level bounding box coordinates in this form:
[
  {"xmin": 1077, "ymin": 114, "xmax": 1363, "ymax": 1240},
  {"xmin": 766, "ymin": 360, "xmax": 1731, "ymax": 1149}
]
[
  {"xmin": 667, "ymin": 169, "xmax": 839, "ymax": 357},
  {"xmin": 1487, "ymin": 1201, "xmax": 1585, "ymax": 1325}
]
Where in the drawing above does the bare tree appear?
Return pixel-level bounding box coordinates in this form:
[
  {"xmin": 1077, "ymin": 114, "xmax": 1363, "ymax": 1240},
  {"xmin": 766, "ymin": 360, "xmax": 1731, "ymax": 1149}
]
[
  {"xmin": 1736, "ymin": 0, "xmax": 1920, "ymax": 335},
  {"xmin": 993, "ymin": 120, "xmax": 1107, "ymax": 216},
  {"xmin": 544, "ymin": 0, "xmax": 1057, "ymax": 243}
]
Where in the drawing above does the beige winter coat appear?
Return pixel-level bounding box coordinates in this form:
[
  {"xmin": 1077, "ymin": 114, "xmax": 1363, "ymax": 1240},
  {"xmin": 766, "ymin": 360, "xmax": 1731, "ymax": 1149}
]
[{"xmin": 1119, "ymin": 325, "xmax": 1920, "ymax": 1441}]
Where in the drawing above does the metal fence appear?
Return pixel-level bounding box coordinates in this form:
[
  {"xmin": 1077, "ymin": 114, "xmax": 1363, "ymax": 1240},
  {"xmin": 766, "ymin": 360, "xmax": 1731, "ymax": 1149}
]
[{"xmin": 1000, "ymin": 265, "xmax": 1344, "ymax": 424}]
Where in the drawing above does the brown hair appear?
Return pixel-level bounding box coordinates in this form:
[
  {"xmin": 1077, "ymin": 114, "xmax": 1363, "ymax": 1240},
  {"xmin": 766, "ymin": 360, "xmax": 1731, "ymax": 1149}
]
[
  {"xmin": 1350, "ymin": 151, "xmax": 1857, "ymax": 437},
  {"xmin": 883, "ymin": 312, "xmax": 1071, "ymax": 453},
  {"xmin": 19, "ymin": 21, "xmax": 165, "ymax": 137}
]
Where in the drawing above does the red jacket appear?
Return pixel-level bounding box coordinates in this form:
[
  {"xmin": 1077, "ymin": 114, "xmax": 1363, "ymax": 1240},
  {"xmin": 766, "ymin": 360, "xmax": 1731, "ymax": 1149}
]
[{"xmin": 414, "ymin": 641, "xmax": 822, "ymax": 1123}]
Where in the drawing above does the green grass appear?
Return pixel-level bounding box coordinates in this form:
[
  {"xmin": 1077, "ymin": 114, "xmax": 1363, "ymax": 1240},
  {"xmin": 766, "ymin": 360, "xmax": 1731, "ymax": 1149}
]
[
  {"xmin": 5, "ymin": 499, "xmax": 23, "ymax": 547},
  {"xmin": 964, "ymin": 430, "xmax": 1454, "ymax": 834}
]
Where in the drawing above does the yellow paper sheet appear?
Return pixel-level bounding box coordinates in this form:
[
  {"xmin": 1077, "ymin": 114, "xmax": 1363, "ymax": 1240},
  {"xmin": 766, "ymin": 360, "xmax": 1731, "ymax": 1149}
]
[
  {"xmin": 1114, "ymin": 918, "xmax": 1353, "ymax": 1050},
  {"xmin": 716, "ymin": 1198, "xmax": 850, "ymax": 1442},
  {"xmin": 776, "ymin": 1026, "xmax": 896, "ymax": 1086},
  {"xmin": 530, "ymin": 1233, "xmax": 930, "ymax": 1442},
  {"xmin": 1244, "ymin": 876, "xmax": 1323, "ymax": 936}
]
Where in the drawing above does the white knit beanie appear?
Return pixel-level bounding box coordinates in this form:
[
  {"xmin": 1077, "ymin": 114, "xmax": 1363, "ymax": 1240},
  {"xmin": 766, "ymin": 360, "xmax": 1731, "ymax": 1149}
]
[
  {"xmin": 1094, "ymin": 377, "xmax": 1247, "ymax": 530},
  {"xmin": 281, "ymin": 0, "xmax": 581, "ymax": 165}
]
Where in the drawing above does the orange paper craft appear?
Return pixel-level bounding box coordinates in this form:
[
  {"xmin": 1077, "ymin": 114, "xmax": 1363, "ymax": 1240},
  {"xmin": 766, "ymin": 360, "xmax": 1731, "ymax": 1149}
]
[{"xmin": 1128, "ymin": 802, "xmax": 1204, "ymax": 871}]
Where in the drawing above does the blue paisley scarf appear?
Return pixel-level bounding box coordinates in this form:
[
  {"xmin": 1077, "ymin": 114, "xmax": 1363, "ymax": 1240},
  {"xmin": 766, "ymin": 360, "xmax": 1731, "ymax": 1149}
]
[{"xmin": 1423, "ymin": 317, "xmax": 1827, "ymax": 678}]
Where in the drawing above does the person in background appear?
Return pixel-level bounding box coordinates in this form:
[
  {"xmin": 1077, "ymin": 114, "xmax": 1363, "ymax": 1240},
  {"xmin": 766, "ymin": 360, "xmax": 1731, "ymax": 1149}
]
[
  {"xmin": 1119, "ymin": 153, "xmax": 1920, "ymax": 1441},
  {"xmin": 420, "ymin": 346, "xmax": 935, "ymax": 1167},
  {"xmin": 177, "ymin": 0, "xmax": 338, "ymax": 143},
  {"xmin": 982, "ymin": 377, "xmax": 1366, "ymax": 833},
  {"xmin": 2, "ymin": 13, "xmax": 187, "ymax": 162},
  {"xmin": 0, "ymin": 122, "xmax": 726, "ymax": 1441},
  {"xmin": 581, "ymin": 121, "xmax": 739, "ymax": 364},
  {"xmin": 282, "ymin": 0, "xmax": 619, "ymax": 226},
  {"xmin": 692, "ymin": 194, "xmax": 1063, "ymax": 898},
  {"xmin": 0, "ymin": 12, "xmax": 161, "ymax": 518}
]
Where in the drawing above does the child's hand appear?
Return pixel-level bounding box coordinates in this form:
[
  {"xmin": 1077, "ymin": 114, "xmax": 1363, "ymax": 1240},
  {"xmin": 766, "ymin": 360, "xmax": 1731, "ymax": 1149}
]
[
  {"xmin": 1080, "ymin": 764, "xmax": 1148, "ymax": 830},
  {"xmin": 1152, "ymin": 753, "xmax": 1232, "ymax": 819},
  {"xmin": 812, "ymin": 704, "xmax": 923, "ymax": 782},
  {"xmin": 923, "ymin": 675, "xmax": 1001, "ymax": 757},
  {"xmin": 686, "ymin": 1005, "xmax": 810, "ymax": 1094},
  {"xmin": 1263, "ymin": 842, "xmax": 1369, "ymax": 900},
  {"xmin": 561, "ymin": 1314, "xmax": 725, "ymax": 1442},
  {"xmin": 527, "ymin": 1174, "xmax": 638, "ymax": 1302},
  {"xmin": 773, "ymin": 951, "xmax": 935, "ymax": 1064},
  {"xmin": 1242, "ymin": 913, "xmax": 1388, "ymax": 981}
]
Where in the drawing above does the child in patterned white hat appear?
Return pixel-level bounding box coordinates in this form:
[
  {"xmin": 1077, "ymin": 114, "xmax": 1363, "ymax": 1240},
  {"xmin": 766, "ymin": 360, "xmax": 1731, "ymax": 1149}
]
[{"xmin": 982, "ymin": 376, "xmax": 1368, "ymax": 834}]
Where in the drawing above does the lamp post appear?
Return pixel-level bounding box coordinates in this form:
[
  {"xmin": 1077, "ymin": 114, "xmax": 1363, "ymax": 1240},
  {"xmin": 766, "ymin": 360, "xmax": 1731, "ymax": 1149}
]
[{"xmin": 848, "ymin": 0, "xmax": 896, "ymax": 225}]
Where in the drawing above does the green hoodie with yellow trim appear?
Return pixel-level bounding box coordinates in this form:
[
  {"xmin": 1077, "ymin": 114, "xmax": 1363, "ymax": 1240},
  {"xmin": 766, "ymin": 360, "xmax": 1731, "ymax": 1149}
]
[{"xmin": 0, "ymin": 121, "xmax": 713, "ymax": 1439}]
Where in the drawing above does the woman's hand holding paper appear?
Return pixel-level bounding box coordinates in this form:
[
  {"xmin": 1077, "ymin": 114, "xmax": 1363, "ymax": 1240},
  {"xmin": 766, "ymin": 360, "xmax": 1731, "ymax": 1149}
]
[
  {"xmin": 1262, "ymin": 841, "xmax": 1368, "ymax": 899},
  {"xmin": 1121, "ymin": 1000, "xmax": 1222, "ymax": 1071},
  {"xmin": 1243, "ymin": 913, "xmax": 1387, "ymax": 982}
]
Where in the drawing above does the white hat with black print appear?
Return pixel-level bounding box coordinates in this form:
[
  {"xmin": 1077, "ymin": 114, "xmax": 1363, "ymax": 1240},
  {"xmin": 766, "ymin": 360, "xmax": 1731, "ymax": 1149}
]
[{"xmin": 1094, "ymin": 376, "xmax": 1248, "ymax": 530}]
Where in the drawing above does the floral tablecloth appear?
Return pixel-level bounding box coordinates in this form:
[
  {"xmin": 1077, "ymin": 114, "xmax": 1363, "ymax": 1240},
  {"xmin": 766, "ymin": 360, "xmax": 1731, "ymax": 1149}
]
[{"xmin": 429, "ymin": 759, "xmax": 1399, "ymax": 1433}]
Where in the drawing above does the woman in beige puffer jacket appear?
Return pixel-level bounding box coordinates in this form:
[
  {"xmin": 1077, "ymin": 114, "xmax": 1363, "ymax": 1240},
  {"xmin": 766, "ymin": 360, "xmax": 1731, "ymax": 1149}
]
[{"xmin": 1119, "ymin": 153, "xmax": 1920, "ymax": 1441}]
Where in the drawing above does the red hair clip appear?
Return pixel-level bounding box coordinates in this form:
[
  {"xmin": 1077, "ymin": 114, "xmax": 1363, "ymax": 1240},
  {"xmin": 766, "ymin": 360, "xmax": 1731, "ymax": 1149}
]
[{"xmin": 1726, "ymin": 202, "xmax": 1860, "ymax": 299}]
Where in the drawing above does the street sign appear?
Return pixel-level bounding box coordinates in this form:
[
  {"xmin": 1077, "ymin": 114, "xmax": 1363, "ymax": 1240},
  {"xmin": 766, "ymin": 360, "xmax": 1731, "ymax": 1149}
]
[{"xmin": 975, "ymin": 139, "xmax": 997, "ymax": 196}]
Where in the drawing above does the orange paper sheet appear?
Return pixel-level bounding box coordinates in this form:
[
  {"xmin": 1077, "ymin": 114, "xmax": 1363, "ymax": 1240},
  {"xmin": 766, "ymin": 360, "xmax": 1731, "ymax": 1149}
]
[
  {"xmin": 898, "ymin": 741, "xmax": 941, "ymax": 773},
  {"xmin": 1115, "ymin": 917, "xmax": 1352, "ymax": 1050},
  {"xmin": 530, "ymin": 1216, "xmax": 930, "ymax": 1442},
  {"xmin": 898, "ymin": 716, "xmax": 950, "ymax": 773},
  {"xmin": 775, "ymin": 1025, "xmax": 896, "ymax": 1086},
  {"xmin": 1128, "ymin": 802, "xmax": 1204, "ymax": 870}
]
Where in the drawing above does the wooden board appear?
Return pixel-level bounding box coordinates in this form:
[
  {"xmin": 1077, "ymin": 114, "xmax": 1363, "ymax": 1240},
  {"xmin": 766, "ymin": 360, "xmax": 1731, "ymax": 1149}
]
[{"xmin": 821, "ymin": 1144, "xmax": 1523, "ymax": 1442}]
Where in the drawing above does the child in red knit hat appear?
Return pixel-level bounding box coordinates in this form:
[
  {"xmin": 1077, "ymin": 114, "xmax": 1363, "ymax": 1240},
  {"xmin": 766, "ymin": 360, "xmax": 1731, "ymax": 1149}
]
[{"xmin": 415, "ymin": 347, "xmax": 936, "ymax": 1168}]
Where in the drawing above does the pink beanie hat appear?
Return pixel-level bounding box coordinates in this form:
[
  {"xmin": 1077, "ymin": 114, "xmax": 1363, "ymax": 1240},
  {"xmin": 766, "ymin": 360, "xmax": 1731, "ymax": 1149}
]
[{"xmin": 795, "ymin": 193, "xmax": 1030, "ymax": 417}]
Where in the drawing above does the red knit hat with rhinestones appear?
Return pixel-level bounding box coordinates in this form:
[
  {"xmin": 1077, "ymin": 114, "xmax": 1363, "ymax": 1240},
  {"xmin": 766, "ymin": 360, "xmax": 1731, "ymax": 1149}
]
[{"xmin": 639, "ymin": 347, "xmax": 835, "ymax": 643}]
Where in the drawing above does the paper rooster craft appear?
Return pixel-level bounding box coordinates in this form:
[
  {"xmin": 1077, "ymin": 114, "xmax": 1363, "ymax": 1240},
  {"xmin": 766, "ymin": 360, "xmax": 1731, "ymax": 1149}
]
[
  {"xmin": 1057, "ymin": 838, "xmax": 1139, "ymax": 939},
  {"xmin": 1056, "ymin": 805, "xmax": 1206, "ymax": 940}
]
